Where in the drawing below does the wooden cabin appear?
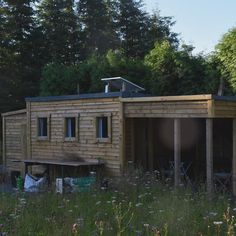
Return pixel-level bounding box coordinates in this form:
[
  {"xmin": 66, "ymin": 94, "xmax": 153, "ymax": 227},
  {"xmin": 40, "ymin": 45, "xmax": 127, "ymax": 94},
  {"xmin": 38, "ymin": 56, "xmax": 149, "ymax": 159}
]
[{"xmin": 2, "ymin": 77, "xmax": 236, "ymax": 195}]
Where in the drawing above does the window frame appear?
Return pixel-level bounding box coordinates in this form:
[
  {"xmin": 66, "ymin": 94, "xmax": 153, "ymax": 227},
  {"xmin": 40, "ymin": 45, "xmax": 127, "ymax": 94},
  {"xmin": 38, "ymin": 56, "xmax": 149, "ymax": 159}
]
[
  {"xmin": 63, "ymin": 114, "xmax": 79, "ymax": 142},
  {"xmin": 36, "ymin": 114, "xmax": 50, "ymax": 141},
  {"xmin": 94, "ymin": 113, "xmax": 112, "ymax": 143}
]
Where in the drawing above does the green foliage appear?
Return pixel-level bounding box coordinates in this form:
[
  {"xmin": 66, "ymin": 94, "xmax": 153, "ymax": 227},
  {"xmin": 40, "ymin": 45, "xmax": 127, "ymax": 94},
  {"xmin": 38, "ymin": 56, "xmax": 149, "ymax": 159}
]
[
  {"xmin": 118, "ymin": 0, "xmax": 148, "ymax": 58},
  {"xmin": 216, "ymin": 27, "xmax": 236, "ymax": 93},
  {"xmin": 77, "ymin": 0, "xmax": 119, "ymax": 58},
  {"xmin": 37, "ymin": 0, "xmax": 80, "ymax": 64},
  {"xmin": 40, "ymin": 63, "xmax": 79, "ymax": 96},
  {"xmin": 144, "ymin": 41, "xmax": 219, "ymax": 95},
  {"xmin": 0, "ymin": 176, "xmax": 236, "ymax": 235},
  {"xmin": 0, "ymin": 0, "xmax": 40, "ymax": 112},
  {"xmin": 0, "ymin": 0, "xmax": 229, "ymax": 118},
  {"xmin": 40, "ymin": 52, "xmax": 148, "ymax": 96}
]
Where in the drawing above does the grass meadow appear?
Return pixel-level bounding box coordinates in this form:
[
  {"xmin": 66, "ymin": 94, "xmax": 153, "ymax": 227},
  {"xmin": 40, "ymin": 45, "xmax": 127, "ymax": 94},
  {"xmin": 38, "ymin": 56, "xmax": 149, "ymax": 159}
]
[{"xmin": 0, "ymin": 171, "xmax": 236, "ymax": 236}]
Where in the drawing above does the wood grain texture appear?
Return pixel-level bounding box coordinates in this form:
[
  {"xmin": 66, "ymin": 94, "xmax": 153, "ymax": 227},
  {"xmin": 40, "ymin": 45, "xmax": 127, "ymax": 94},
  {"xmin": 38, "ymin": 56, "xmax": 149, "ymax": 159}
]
[
  {"xmin": 4, "ymin": 112, "xmax": 26, "ymax": 174},
  {"xmin": 29, "ymin": 98, "xmax": 121, "ymax": 176},
  {"xmin": 124, "ymin": 101, "xmax": 209, "ymax": 118}
]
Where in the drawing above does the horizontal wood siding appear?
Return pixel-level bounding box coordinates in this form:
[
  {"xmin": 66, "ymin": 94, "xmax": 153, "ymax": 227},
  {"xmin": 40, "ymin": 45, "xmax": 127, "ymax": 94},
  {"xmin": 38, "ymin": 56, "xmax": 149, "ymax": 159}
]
[
  {"xmin": 4, "ymin": 113, "xmax": 26, "ymax": 172},
  {"xmin": 214, "ymin": 101, "xmax": 236, "ymax": 117},
  {"xmin": 124, "ymin": 101, "xmax": 209, "ymax": 118},
  {"xmin": 29, "ymin": 98, "xmax": 121, "ymax": 176}
]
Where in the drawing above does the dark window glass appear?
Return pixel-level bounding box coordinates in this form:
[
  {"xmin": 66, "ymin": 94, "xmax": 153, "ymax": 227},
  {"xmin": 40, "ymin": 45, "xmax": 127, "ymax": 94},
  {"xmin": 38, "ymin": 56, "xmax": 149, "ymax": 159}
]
[
  {"xmin": 38, "ymin": 118, "xmax": 47, "ymax": 137},
  {"xmin": 97, "ymin": 117, "xmax": 108, "ymax": 138},
  {"xmin": 65, "ymin": 117, "xmax": 76, "ymax": 138}
]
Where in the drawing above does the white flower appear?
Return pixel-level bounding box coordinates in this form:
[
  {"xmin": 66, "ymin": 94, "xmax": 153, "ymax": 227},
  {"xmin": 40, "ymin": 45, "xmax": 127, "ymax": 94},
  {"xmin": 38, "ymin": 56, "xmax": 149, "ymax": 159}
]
[
  {"xmin": 135, "ymin": 203, "xmax": 143, "ymax": 207},
  {"xmin": 209, "ymin": 212, "xmax": 218, "ymax": 216},
  {"xmin": 213, "ymin": 221, "xmax": 223, "ymax": 225}
]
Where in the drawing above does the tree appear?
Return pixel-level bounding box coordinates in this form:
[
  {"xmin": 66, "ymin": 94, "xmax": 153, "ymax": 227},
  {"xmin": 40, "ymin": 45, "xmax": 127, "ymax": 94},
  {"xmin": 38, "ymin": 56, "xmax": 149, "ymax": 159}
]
[
  {"xmin": 144, "ymin": 40, "xmax": 178, "ymax": 95},
  {"xmin": 77, "ymin": 0, "xmax": 119, "ymax": 58},
  {"xmin": 106, "ymin": 49, "xmax": 148, "ymax": 86},
  {"xmin": 37, "ymin": 0, "xmax": 80, "ymax": 64},
  {"xmin": 0, "ymin": 0, "xmax": 40, "ymax": 112},
  {"xmin": 144, "ymin": 41, "xmax": 219, "ymax": 96},
  {"xmin": 145, "ymin": 11, "xmax": 178, "ymax": 51},
  {"xmin": 215, "ymin": 27, "xmax": 236, "ymax": 93},
  {"xmin": 40, "ymin": 63, "xmax": 80, "ymax": 96},
  {"xmin": 118, "ymin": 0, "xmax": 148, "ymax": 58}
]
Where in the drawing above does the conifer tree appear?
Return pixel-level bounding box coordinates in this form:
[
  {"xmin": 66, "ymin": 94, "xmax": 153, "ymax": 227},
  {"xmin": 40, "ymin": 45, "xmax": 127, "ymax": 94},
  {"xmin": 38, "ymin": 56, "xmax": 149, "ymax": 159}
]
[
  {"xmin": 37, "ymin": 0, "xmax": 80, "ymax": 64},
  {"xmin": 77, "ymin": 0, "xmax": 119, "ymax": 57},
  {"xmin": 118, "ymin": 0, "xmax": 148, "ymax": 58},
  {"xmin": 0, "ymin": 0, "xmax": 39, "ymax": 111}
]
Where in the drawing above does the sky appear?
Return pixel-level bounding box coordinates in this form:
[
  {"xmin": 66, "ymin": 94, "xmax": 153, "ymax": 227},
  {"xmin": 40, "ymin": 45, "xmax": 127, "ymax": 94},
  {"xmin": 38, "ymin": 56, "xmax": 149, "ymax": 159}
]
[{"xmin": 144, "ymin": 0, "xmax": 236, "ymax": 54}]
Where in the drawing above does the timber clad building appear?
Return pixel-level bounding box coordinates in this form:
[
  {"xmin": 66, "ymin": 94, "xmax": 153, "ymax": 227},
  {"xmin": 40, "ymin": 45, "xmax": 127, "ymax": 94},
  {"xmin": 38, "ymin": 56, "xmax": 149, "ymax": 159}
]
[{"xmin": 2, "ymin": 77, "xmax": 236, "ymax": 195}]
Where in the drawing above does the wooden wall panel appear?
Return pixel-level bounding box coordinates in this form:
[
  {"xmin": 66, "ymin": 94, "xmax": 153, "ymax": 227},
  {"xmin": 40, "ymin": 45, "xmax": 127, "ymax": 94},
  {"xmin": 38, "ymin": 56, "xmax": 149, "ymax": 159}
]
[
  {"xmin": 29, "ymin": 98, "xmax": 121, "ymax": 176},
  {"xmin": 214, "ymin": 101, "xmax": 236, "ymax": 117},
  {"xmin": 4, "ymin": 113, "xmax": 26, "ymax": 173},
  {"xmin": 124, "ymin": 101, "xmax": 209, "ymax": 118}
]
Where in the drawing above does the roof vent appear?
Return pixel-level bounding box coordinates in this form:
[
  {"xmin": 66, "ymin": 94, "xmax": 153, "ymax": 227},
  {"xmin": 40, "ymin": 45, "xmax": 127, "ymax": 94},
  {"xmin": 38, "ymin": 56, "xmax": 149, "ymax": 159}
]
[{"xmin": 101, "ymin": 77, "xmax": 145, "ymax": 93}]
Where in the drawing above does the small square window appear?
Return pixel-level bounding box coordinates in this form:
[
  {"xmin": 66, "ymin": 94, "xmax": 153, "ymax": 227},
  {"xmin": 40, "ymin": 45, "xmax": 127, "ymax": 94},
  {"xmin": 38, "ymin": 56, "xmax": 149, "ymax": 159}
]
[
  {"xmin": 38, "ymin": 117, "xmax": 48, "ymax": 137},
  {"xmin": 65, "ymin": 117, "xmax": 76, "ymax": 138}
]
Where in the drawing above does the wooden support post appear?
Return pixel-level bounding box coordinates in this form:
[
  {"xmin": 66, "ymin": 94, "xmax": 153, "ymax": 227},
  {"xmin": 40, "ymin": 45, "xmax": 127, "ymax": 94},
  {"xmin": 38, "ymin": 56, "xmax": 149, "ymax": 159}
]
[
  {"xmin": 119, "ymin": 101, "xmax": 125, "ymax": 174},
  {"xmin": 2, "ymin": 116, "xmax": 6, "ymax": 167},
  {"xmin": 26, "ymin": 102, "xmax": 31, "ymax": 160},
  {"xmin": 148, "ymin": 119, "xmax": 154, "ymax": 171},
  {"xmin": 130, "ymin": 119, "xmax": 135, "ymax": 163},
  {"xmin": 174, "ymin": 118, "xmax": 181, "ymax": 187},
  {"xmin": 232, "ymin": 119, "xmax": 236, "ymax": 196},
  {"xmin": 206, "ymin": 118, "xmax": 214, "ymax": 197}
]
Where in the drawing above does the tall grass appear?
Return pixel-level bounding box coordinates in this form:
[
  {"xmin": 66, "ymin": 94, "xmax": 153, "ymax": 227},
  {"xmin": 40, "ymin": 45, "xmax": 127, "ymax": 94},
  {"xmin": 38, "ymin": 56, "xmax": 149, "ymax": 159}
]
[{"xmin": 0, "ymin": 171, "xmax": 236, "ymax": 235}]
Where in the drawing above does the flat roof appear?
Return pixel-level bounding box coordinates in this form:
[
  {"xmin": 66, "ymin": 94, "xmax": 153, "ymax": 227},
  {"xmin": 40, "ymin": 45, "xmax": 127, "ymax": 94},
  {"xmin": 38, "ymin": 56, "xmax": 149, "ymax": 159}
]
[{"xmin": 25, "ymin": 91, "xmax": 147, "ymax": 102}]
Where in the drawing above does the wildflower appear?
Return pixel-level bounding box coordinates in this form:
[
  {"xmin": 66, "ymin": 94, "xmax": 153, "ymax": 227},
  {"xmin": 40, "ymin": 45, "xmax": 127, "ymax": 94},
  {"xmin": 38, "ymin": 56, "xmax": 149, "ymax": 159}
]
[
  {"xmin": 68, "ymin": 209, "xmax": 73, "ymax": 213},
  {"xmin": 9, "ymin": 213, "xmax": 16, "ymax": 218},
  {"xmin": 209, "ymin": 212, "xmax": 218, "ymax": 216},
  {"xmin": 213, "ymin": 221, "xmax": 223, "ymax": 225},
  {"xmin": 76, "ymin": 218, "xmax": 84, "ymax": 227},
  {"xmin": 96, "ymin": 201, "xmax": 101, "ymax": 205},
  {"xmin": 143, "ymin": 223, "xmax": 150, "ymax": 227},
  {"xmin": 134, "ymin": 230, "xmax": 142, "ymax": 235},
  {"xmin": 72, "ymin": 223, "xmax": 78, "ymax": 234},
  {"xmin": 135, "ymin": 203, "xmax": 143, "ymax": 207}
]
